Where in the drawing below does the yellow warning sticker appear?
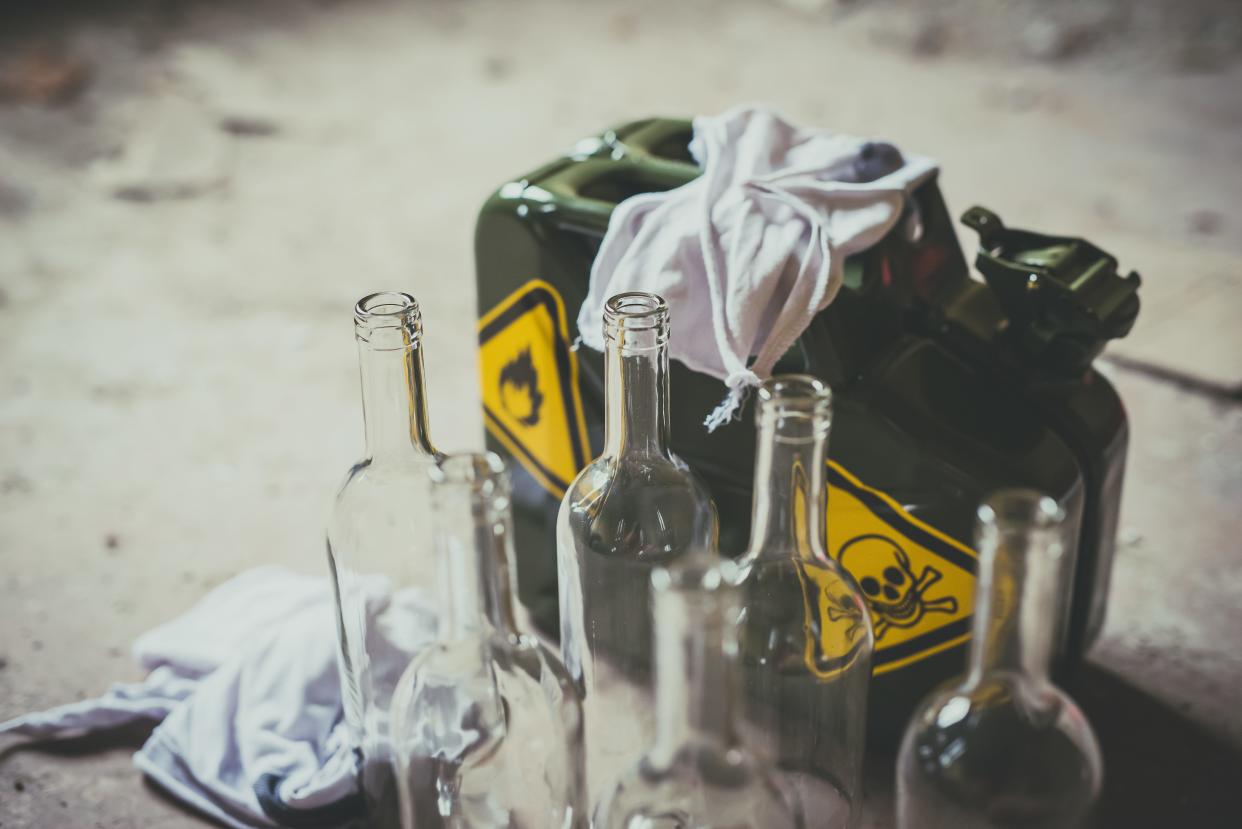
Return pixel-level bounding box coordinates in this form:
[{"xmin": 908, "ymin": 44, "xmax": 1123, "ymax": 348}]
[
  {"xmin": 478, "ymin": 280, "xmax": 975, "ymax": 675},
  {"xmin": 478, "ymin": 280, "xmax": 591, "ymax": 496},
  {"xmin": 827, "ymin": 462, "xmax": 976, "ymax": 674}
]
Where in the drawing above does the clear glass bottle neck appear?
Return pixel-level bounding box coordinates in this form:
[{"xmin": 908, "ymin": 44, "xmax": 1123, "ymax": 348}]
[
  {"xmin": 601, "ymin": 295, "xmax": 672, "ymax": 459},
  {"xmin": 968, "ymin": 492, "xmax": 1065, "ymax": 685},
  {"xmin": 747, "ymin": 410, "xmax": 831, "ymax": 562},
  {"xmin": 354, "ymin": 294, "xmax": 435, "ymax": 461},
  {"xmin": 433, "ymin": 462, "xmax": 520, "ymax": 642},
  {"xmin": 650, "ymin": 566, "xmax": 742, "ymax": 766}
]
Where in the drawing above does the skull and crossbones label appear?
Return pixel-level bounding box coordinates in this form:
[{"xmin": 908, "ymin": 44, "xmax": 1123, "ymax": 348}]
[{"xmin": 838, "ymin": 534, "xmax": 959, "ymax": 641}]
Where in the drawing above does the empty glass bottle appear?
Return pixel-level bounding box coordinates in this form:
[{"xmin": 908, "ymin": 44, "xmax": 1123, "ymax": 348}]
[
  {"xmin": 391, "ymin": 453, "xmax": 586, "ymax": 828},
  {"xmin": 897, "ymin": 490, "xmax": 1103, "ymax": 829},
  {"xmin": 557, "ymin": 292, "xmax": 718, "ymax": 804},
  {"xmin": 327, "ymin": 292, "xmax": 442, "ymax": 826},
  {"xmin": 594, "ymin": 554, "xmax": 804, "ymax": 829},
  {"xmin": 735, "ymin": 375, "xmax": 872, "ymax": 828}
]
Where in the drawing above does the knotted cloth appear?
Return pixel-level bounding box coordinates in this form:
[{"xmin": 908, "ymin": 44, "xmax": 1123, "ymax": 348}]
[{"xmin": 577, "ymin": 105, "xmax": 938, "ymax": 429}]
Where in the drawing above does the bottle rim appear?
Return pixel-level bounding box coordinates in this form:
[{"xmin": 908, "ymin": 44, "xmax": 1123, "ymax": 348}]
[
  {"xmin": 977, "ymin": 489, "xmax": 1064, "ymax": 532},
  {"xmin": 757, "ymin": 374, "xmax": 832, "ymax": 411},
  {"xmin": 603, "ymin": 292, "xmax": 670, "ymax": 346},
  {"xmin": 430, "ymin": 452, "xmax": 508, "ymax": 496},
  {"xmin": 755, "ymin": 374, "xmax": 832, "ymax": 441},
  {"xmin": 651, "ymin": 550, "xmax": 741, "ymax": 595},
  {"xmin": 354, "ymin": 292, "xmax": 422, "ymax": 345}
]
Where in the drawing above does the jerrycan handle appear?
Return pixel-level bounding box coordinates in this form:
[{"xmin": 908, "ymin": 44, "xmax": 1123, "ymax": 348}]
[
  {"xmin": 532, "ymin": 120, "xmax": 701, "ymax": 235},
  {"xmin": 962, "ymin": 206, "xmax": 1141, "ymax": 375}
]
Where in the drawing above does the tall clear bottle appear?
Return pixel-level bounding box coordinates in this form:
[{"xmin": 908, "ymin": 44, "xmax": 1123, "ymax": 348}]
[
  {"xmin": 391, "ymin": 453, "xmax": 586, "ymax": 828},
  {"xmin": 897, "ymin": 490, "xmax": 1103, "ymax": 829},
  {"xmin": 594, "ymin": 555, "xmax": 803, "ymax": 829},
  {"xmin": 557, "ymin": 292, "xmax": 718, "ymax": 804},
  {"xmin": 327, "ymin": 292, "xmax": 442, "ymax": 826},
  {"xmin": 735, "ymin": 375, "xmax": 872, "ymax": 828}
]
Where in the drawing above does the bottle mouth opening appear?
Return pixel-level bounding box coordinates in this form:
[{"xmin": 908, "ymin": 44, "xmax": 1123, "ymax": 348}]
[
  {"xmin": 758, "ymin": 374, "xmax": 832, "ymax": 412},
  {"xmin": 354, "ymin": 292, "xmax": 422, "ymax": 345},
  {"xmin": 603, "ymin": 292, "xmax": 670, "ymax": 345},
  {"xmin": 756, "ymin": 374, "xmax": 832, "ymax": 438},
  {"xmin": 977, "ymin": 489, "xmax": 1064, "ymax": 533},
  {"xmin": 430, "ymin": 452, "xmax": 509, "ymax": 499},
  {"xmin": 651, "ymin": 551, "xmax": 740, "ymax": 595}
]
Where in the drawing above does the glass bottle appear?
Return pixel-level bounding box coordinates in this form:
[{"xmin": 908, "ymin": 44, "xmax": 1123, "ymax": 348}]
[
  {"xmin": 327, "ymin": 292, "xmax": 442, "ymax": 826},
  {"xmin": 897, "ymin": 490, "xmax": 1103, "ymax": 829},
  {"xmin": 557, "ymin": 292, "xmax": 718, "ymax": 804},
  {"xmin": 391, "ymin": 453, "xmax": 586, "ymax": 829},
  {"xmin": 735, "ymin": 375, "xmax": 872, "ymax": 828},
  {"xmin": 594, "ymin": 554, "xmax": 804, "ymax": 829}
]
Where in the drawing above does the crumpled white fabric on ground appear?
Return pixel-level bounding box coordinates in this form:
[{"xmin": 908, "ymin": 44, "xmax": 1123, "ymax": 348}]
[
  {"xmin": 577, "ymin": 104, "xmax": 938, "ymax": 429},
  {"xmin": 0, "ymin": 566, "xmax": 438, "ymax": 829}
]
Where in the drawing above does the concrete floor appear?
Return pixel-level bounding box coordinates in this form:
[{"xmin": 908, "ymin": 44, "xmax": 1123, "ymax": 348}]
[{"xmin": 1, "ymin": 1, "xmax": 1240, "ymax": 826}]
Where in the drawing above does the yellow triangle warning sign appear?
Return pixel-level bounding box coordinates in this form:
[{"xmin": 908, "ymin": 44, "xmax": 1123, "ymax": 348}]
[
  {"xmin": 826, "ymin": 462, "xmax": 977, "ymax": 674},
  {"xmin": 478, "ymin": 280, "xmax": 591, "ymax": 497}
]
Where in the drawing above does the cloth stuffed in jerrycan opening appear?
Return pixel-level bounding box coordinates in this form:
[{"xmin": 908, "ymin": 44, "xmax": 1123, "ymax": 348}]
[{"xmin": 473, "ymin": 107, "xmax": 1138, "ymax": 745}]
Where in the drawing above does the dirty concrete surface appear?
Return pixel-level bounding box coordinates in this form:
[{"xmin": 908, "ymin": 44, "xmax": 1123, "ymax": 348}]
[{"xmin": 1, "ymin": 0, "xmax": 1240, "ymax": 826}]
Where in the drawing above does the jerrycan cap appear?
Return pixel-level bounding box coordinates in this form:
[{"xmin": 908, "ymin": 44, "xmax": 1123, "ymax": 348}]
[{"xmin": 962, "ymin": 206, "xmax": 1141, "ymax": 375}]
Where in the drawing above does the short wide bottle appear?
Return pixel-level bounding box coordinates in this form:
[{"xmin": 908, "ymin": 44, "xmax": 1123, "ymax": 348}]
[
  {"xmin": 557, "ymin": 292, "xmax": 718, "ymax": 803},
  {"xmin": 327, "ymin": 292, "xmax": 442, "ymax": 825},
  {"xmin": 735, "ymin": 375, "xmax": 873, "ymax": 827},
  {"xmin": 594, "ymin": 555, "xmax": 804, "ymax": 829},
  {"xmin": 897, "ymin": 490, "xmax": 1103, "ymax": 829},
  {"xmin": 391, "ymin": 453, "xmax": 585, "ymax": 829}
]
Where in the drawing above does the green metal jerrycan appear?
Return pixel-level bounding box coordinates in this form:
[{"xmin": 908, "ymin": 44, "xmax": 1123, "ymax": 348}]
[{"xmin": 472, "ymin": 118, "xmax": 1140, "ymax": 741}]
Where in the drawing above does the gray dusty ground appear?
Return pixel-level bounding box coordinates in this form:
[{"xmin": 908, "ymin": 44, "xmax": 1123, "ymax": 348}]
[{"xmin": 1, "ymin": 1, "xmax": 1240, "ymax": 827}]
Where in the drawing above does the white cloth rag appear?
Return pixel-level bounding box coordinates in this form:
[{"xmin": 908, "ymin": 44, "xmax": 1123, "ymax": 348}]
[
  {"xmin": 0, "ymin": 566, "xmax": 438, "ymax": 829},
  {"xmin": 578, "ymin": 104, "xmax": 938, "ymax": 429}
]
